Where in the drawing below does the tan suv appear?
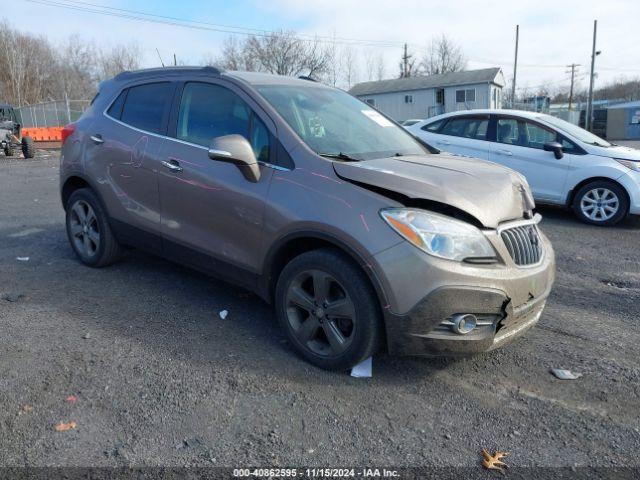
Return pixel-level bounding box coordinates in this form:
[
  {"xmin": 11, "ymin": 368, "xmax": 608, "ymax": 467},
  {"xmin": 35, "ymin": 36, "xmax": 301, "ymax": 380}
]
[{"xmin": 60, "ymin": 67, "xmax": 555, "ymax": 371}]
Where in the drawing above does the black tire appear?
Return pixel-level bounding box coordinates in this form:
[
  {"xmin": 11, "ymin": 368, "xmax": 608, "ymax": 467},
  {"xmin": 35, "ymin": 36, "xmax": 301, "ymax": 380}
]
[
  {"xmin": 4, "ymin": 144, "xmax": 14, "ymax": 157},
  {"xmin": 65, "ymin": 188, "xmax": 122, "ymax": 267},
  {"xmin": 21, "ymin": 136, "xmax": 35, "ymax": 158},
  {"xmin": 275, "ymin": 248, "xmax": 382, "ymax": 371},
  {"xmin": 572, "ymin": 180, "xmax": 629, "ymax": 226}
]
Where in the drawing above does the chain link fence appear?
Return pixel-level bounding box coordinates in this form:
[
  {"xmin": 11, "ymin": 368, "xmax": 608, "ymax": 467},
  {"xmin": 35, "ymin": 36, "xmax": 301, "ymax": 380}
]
[{"xmin": 15, "ymin": 99, "xmax": 91, "ymax": 128}]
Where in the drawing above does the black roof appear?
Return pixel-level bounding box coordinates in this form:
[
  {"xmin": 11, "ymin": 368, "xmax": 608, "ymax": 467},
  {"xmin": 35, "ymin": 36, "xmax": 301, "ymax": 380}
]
[{"xmin": 113, "ymin": 65, "xmax": 223, "ymax": 81}]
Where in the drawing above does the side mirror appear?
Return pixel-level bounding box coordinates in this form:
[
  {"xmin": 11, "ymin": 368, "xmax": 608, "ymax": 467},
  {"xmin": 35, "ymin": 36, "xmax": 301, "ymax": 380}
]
[
  {"xmin": 543, "ymin": 141, "xmax": 564, "ymax": 160},
  {"xmin": 208, "ymin": 134, "xmax": 261, "ymax": 183}
]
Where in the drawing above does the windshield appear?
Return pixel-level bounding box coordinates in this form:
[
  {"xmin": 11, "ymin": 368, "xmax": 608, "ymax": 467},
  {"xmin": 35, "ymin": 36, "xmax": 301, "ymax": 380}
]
[
  {"xmin": 540, "ymin": 114, "xmax": 612, "ymax": 147},
  {"xmin": 256, "ymin": 85, "xmax": 427, "ymax": 160}
]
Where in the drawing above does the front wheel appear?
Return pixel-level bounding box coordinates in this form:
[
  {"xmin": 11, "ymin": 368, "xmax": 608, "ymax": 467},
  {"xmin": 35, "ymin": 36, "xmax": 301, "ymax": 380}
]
[
  {"xmin": 572, "ymin": 181, "xmax": 629, "ymax": 226},
  {"xmin": 275, "ymin": 248, "xmax": 383, "ymax": 371}
]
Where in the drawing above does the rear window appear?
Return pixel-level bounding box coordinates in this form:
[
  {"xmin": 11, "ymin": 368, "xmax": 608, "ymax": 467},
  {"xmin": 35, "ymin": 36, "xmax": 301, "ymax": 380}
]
[
  {"xmin": 107, "ymin": 90, "xmax": 127, "ymax": 119},
  {"xmin": 119, "ymin": 82, "xmax": 173, "ymax": 134}
]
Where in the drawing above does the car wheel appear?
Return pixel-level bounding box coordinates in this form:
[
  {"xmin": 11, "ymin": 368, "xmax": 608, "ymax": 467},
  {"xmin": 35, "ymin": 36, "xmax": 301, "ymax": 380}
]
[
  {"xmin": 275, "ymin": 248, "xmax": 383, "ymax": 371},
  {"xmin": 573, "ymin": 181, "xmax": 629, "ymax": 226},
  {"xmin": 65, "ymin": 188, "xmax": 122, "ymax": 267}
]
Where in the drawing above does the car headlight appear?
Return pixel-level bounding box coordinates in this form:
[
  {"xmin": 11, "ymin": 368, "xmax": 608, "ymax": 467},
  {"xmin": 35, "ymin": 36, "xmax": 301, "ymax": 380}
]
[
  {"xmin": 380, "ymin": 208, "xmax": 496, "ymax": 262},
  {"xmin": 614, "ymin": 158, "xmax": 640, "ymax": 172}
]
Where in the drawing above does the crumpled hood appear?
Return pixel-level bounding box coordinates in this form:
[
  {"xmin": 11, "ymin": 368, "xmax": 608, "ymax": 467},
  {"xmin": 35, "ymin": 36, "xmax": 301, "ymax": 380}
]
[
  {"xmin": 589, "ymin": 143, "xmax": 640, "ymax": 161},
  {"xmin": 333, "ymin": 153, "xmax": 535, "ymax": 228}
]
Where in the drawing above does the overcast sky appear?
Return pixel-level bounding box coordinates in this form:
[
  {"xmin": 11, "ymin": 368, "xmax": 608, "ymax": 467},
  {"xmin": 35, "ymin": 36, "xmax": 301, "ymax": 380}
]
[{"xmin": 12, "ymin": 0, "xmax": 640, "ymax": 92}]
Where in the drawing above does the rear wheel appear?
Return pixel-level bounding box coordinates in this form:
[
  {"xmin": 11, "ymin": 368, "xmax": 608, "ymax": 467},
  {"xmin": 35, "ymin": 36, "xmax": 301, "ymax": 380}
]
[
  {"xmin": 65, "ymin": 188, "xmax": 122, "ymax": 267},
  {"xmin": 572, "ymin": 180, "xmax": 629, "ymax": 226},
  {"xmin": 275, "ymin": 249, "xmax": 382, "ymax": 371},
  {"xmin": 21, "ymin": 136, "xmax": 35, "ymax": 158}
]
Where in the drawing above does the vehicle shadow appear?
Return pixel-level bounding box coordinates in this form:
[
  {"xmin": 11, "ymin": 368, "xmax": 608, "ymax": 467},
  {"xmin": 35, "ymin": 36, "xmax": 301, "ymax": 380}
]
[{"xmin": 4, "ymin": 225, "xmax": 454, "ymax": 384}]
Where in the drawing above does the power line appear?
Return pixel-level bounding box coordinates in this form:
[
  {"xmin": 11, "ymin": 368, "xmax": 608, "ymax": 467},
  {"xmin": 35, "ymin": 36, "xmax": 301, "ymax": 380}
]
[{"xmin": 23, "ymin": 0, "xmax": 405, "ymax": 48}]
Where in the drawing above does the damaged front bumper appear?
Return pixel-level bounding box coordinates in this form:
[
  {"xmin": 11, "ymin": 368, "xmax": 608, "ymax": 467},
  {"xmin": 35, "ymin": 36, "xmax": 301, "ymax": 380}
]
[
  {"xmin": 372, "ymin": 221, "xmax": 555, "ymax": 357},
  {"xmin": 383, "ymin": 284, "xmax": 549, "ymax": 356}
]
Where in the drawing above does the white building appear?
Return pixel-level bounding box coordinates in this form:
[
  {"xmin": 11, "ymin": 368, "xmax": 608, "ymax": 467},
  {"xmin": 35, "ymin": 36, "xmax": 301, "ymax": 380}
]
[{"xmin": 349, "ymin": 68, "xmax": 505, "ymax": 122}]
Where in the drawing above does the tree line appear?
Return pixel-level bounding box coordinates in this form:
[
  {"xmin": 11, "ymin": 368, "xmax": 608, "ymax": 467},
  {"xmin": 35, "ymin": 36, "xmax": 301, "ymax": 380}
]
[
  {"xmin": 2, "ymin": 18, "xmax": 637, "ymax": 108},
  {"xmin": 0, "ymin": 20, "xmax": 140, "ymax": 106}
]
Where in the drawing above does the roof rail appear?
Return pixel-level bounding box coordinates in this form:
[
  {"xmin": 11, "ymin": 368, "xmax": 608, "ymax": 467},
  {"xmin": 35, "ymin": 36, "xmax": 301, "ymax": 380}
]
[
  {"xmin": 298, "ymin": 75, "xmax": 318, "ymax": 82},
  {"xmin": 113, "ymin": 65, "xmax": 224, "ymax": 81}
]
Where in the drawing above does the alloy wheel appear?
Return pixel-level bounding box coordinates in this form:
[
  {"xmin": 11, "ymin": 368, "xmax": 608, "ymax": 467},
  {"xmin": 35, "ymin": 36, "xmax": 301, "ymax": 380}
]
[
  {"xmin": 285, "ymin": 269, "xmax": 356, "ymax": 357},
  {"xmin": 580, "ymin": 188, "xmax": 619, "ymax": 222},
  {"xmin": 68, "ymin": 200, "xmax": 100, "ymax": 257}
]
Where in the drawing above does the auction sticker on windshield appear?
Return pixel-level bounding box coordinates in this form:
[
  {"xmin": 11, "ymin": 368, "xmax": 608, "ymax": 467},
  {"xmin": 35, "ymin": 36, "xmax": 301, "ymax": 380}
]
[{"xmin": 361, "ymin": 110, "xmax": 394, "ymax": 127}]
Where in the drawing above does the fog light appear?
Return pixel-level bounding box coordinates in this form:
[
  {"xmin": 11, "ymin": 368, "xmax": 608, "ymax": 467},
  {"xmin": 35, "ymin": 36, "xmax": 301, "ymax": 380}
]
[{"xmin": 451, "ymin": 314, "xmax": 477, "ymax": 335}]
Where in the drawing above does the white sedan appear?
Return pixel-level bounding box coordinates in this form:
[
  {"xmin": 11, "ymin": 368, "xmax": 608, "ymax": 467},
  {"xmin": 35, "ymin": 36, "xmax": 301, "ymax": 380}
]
[{"xmin": 408, "ymin": 109, "xmax": 640, "ymax": 226}]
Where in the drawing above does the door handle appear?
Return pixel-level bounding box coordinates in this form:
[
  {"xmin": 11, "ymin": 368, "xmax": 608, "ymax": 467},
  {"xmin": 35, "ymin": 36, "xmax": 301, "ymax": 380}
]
[
  {"xmin": 90, "ymin": 134, "xmax": 104, "ymax": 145},
  {"xmin": 497, "ymin": 149, "xmax": 513, "ymax": 156},
  {"xmin": 161, "ymin": 159, "xmax": 183, "ymax": 172}
]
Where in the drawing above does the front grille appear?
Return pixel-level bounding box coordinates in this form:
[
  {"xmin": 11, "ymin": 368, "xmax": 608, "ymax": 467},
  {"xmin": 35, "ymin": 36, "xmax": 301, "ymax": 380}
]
[{"xmin": 500, "ymin": 224, "xmax": 543, "ymax": 266}]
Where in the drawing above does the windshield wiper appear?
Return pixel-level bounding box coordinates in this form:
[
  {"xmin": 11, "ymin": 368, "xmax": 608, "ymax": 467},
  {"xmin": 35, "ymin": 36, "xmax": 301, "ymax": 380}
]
[
  {"xmin": 588, "ymin": 141, "xmax": 610, "ymax": 147},
  {"xmin": 319, "ymin": 152, "xmax": 360, "ymax": 162}
]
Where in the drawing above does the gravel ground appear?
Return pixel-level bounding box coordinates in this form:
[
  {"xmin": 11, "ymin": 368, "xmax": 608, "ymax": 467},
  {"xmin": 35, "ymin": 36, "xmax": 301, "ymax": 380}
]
[{"xmin": 1, "ymin": 151, "xmax": 639, "ymax": 473}]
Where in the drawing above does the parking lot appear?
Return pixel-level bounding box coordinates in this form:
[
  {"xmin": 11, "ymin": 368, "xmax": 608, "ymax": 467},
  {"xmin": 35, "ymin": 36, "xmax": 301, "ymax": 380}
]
[{"xmin": 1, "ymin": 150, "xmax": 639, "ymax": 471}]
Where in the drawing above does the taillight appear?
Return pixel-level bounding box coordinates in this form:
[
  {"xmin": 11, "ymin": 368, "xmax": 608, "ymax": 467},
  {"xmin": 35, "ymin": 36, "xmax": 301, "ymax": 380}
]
[{"xmin": 61, "ymin": 123, "xmax": 76, "ymax": 145}]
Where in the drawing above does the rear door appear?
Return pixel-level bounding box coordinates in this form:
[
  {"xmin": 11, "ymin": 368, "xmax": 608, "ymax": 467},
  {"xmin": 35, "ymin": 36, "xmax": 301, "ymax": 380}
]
[
  {"xmin": 157, "ymin": 80, "xmax": 276, "ymax": 283},
  {"xmin": 84, "ymin": 81, "xmax": 176, "ymax": 253},
  {"xmin": 428, "ymin": 114, "xmax": 491, "ymax": 159},
  {"xmin": 489, "ymin": 115, "xmax": 571, "ymax": 202}
]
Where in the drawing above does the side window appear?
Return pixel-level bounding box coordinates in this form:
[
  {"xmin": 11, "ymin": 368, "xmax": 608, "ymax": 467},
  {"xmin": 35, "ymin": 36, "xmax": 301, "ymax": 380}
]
[
  {"xmin": 120, "ymin": 82, "xmax": 173, "ymax": 134},
  {"xmin": 440, "ymin": 116, "xmax": 489, "ymax": 140},
  {"xmin": 422, "ymin": 119, "xmax": 445, "ymax": 132},
  {"xmin": 497, "ymin": 118, "xmax": 520, "ymax": 145},
  {"xmin": 250, "ymin": 114, "xmax": 270, "ymax": 163},
  {"xmin": 177, "ymin": 82, "xmax": 271, "ymax": 163},
  {"xmin": 177, "ymin": 82, "xmax": 250, "ymax": 147},
  {"xmin": 560, "ymin": 137, "xmax": 581, "ymax": 154},
  {"xmin": 524, "ymin": 121, "xmax": 556, "ymax": 149},
  {"xmin": 497, "ymin": 118, "xmax": 556, "ymax": 149},
  {"xmin": 107, "ymin": 89, "xmax": 127, "ymax": 119}
]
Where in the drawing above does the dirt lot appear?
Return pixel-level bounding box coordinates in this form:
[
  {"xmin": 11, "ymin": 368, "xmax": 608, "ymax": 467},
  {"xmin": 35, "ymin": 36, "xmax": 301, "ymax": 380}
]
[{"xmin": 1, "ymin": 151, "xmax": 639, "ymax": 474}]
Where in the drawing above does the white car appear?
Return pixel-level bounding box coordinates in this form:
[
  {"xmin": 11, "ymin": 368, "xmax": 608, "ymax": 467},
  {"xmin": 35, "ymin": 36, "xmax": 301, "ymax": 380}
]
[{"xmin": 408, "ymin": 109, "xmax": 640, "ymax": 226}]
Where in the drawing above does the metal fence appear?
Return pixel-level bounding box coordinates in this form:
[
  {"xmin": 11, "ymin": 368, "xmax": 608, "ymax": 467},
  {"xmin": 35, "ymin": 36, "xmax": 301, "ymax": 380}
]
[{"xmin": 15, "ymin": 99, "xmax": 91, "ymax": 128}]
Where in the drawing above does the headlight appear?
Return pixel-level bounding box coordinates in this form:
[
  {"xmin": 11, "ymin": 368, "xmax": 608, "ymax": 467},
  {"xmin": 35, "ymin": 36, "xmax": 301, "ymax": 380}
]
[
  {"xmin": 614, "ymin": 158, "xmax": 640, "ymax": 172},
  {"xmin": 380, "ymin": 208, "xmax": 496, "ymax": 262}
]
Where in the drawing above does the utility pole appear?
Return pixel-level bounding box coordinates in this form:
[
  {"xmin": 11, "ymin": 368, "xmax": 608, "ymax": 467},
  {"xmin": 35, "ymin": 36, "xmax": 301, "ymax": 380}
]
[
  {"xmin": 586, "ymin": 20, "xmax": 598, "ymax": 131},
  {"xmin": 566, "ymin": 63, "xmax": 581, "ymax": 110},
  {"xmin": 511, "ymin": 25, "xmax": 519, "ymax": 108},
  {"xmin": 402, "ymin": 43, "xmax": 410, "ymax": 78}
]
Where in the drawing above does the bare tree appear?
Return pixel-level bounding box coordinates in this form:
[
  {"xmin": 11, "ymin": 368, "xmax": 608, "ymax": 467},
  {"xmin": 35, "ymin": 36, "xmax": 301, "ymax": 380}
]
[
  {"xmin": 341, "ymin": 46, "xmax": 359, "ymax": 89},
  {"xmin": 420, "ymin": 34, "xmax": 467, "ymax": 76},
  {"xmin": 216, "ymin": 31, "xmax": 331, "ymax": 78},
  {"xmin": 56, "ymin": 35, "xmax": 96, "ymax": 101},
  {"xmin": 365, "ymin": 51, "xmax": 386, "ymax": 81},
  {"xmin": 96, "ymin": 43, "xmax": 141, "ymax": 82}
]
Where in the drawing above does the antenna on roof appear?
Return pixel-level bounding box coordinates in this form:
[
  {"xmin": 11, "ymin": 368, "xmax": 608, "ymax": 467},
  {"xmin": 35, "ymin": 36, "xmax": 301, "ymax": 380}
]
[{"xmin": 156, "ymin": 48, "xmax": 165, "ymax": 67}]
